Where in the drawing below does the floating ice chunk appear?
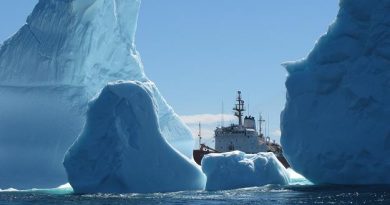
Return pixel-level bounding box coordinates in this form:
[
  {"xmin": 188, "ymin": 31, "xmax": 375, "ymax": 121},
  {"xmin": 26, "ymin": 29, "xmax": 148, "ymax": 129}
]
[
  {"xmin": 0, "ymin": 183, "xmax": 73, "ymax": 195},
  {"xmin": 201, "ymin": 151, "xmax": 289, "ymax": 191},
  {"xmin": 64, "ymin": 81, "xmax": 206, "ymax": 194},
  {"xmin": 0, "ymin": 188, "xmax": 18, "ymax": 192},
  {"xmin": 281, "ymin": 0, "xmax": 390, "ymax": 184}
]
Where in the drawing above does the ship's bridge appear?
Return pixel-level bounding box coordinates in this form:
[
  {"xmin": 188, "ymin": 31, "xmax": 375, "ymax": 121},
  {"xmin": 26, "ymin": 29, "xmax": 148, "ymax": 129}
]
[
  {"xmin": 214, "ymin": 91, "xmax": 268, "ymax": 154},
  {"xmin": 215, "ymin": 125, "xmax": 257, "ymax": 136},
  {"xmin": 214, "ymin": 124, "xmax": 266, "ymax": 153}
]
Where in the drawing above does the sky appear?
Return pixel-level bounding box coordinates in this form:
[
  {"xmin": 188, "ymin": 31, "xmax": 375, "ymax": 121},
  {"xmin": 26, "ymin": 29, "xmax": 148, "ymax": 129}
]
[{"xmin": 0, "ymin": 0, "xmax": 339, "ymax": 144}]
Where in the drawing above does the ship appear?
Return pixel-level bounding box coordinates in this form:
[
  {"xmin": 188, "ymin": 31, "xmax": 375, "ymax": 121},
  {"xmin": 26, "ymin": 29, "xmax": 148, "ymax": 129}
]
[{"xmin": 193, "ymin": 91, "xmax": 290, "ymax": 168}]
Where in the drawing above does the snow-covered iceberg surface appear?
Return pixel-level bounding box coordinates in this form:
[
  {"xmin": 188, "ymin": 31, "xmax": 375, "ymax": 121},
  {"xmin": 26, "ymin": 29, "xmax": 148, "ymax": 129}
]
[
  {"xmin": 0, "ymin": 0, "xmax": 194, "ymax": 189},
  {"xmin": 281, "ymin": 0, "xmax": 390, "ymax": 185},
  {"xmin": 64, "ymin": 81, "xmax": 205, "ymax": 194},
  {"xmin": 201, "ymin": 151, "xmax": 289, "ymax": 191}
]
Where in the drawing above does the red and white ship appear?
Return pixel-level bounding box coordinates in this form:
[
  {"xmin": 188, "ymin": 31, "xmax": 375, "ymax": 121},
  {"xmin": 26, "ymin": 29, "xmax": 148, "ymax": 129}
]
[{"xmin": 193, "ymin": 91, "xmax": 290, "ymax": 168}]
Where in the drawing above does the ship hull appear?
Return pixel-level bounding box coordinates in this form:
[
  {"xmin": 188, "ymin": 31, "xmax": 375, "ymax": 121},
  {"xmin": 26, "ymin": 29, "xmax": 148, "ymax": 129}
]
[
  {"xmin": 276, "ymin": 156, "xmax": 290, "ymax": 168},
  {"xmin": 193, "ymin": 149, "xmax": 213, "ymax": 165}
]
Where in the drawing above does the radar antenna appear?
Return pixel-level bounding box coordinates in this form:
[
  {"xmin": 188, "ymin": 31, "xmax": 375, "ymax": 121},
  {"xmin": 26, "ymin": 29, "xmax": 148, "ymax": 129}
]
[{"xmin": 198, "ymin": 122, "xmax": 202, "ymax": 148}]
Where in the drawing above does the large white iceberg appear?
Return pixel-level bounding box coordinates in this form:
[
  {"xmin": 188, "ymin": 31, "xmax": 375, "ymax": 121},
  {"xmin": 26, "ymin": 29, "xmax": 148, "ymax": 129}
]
[
  {"xmin": 201, "ymin": 151, "xmax": 289, "ymax": 191},
  {"xmin": 281, "ymin": 0, "xmax": 390, "ymax": 184},
  {"xmin": 0, "ymin": 0, "xmax": 194, "ymax": 189},
  {"xmin": 64, "ymin": 81, "xmax": 205, "ymax": 194}
]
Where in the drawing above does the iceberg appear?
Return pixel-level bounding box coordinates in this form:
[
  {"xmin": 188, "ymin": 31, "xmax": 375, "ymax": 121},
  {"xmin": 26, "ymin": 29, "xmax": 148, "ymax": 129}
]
[
  {"xmin": 0, "ymin": 0, "xmax": 194, "ymax": 189},
  {"xmin": 281, "ymin": 0, "xmax": 390, "ymax": 184},
  {"xmin": 64, "ymin": 81, "xmax": 205, "ymax": 194},
  {"xmin": 201, "ymin": 151, "xmax": 289, "ymax": 191},
  {"xmin": 286, "ymin": 168, "xmax": 312, "ymax": 185}
]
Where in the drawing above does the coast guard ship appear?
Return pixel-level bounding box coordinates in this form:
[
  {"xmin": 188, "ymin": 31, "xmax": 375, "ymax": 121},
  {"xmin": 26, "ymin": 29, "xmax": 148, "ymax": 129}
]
[{"xmin": 193, "ymin": 91, "xmax": 289, "ymax": 167}]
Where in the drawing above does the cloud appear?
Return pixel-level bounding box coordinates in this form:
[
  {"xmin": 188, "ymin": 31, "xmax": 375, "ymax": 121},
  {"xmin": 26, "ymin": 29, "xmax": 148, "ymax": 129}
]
[
  {"xmin": 187, "ymin": 125, "xmax": 215, "ymax": 139},
  {"xmin": 270, "ymin": 129, "xmax": 281, "ymax": 144},
  {"xmin": 180, "ymin": 113, "xmax": 237, "ymax": 144},
  {"xmin": 271, "ymin": 129, "xmax": 281, "ymax": 138},
  {"xmin": 180, "ymin": 114, "xmax": 236, "ymax": 125}
]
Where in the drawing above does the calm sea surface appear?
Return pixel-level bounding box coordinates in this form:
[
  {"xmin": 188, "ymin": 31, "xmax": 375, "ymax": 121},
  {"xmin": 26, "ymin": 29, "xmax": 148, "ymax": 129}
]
[{"xmin": 0, "ymin": 184, "xmax": 388, "ymax": 205}]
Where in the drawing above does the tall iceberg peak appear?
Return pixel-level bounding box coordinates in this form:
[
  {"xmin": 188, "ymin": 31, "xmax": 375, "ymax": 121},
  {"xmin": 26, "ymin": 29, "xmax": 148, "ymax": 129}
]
[
  {"xmin": 0, "ymin": 0, "xmax": 144, "ymax": 92},
  {"xmin": 281, "ymin": 0, "xmax": 390, "ymax": 184},
  {"xmin": 64, "ymin": 81, "xmax": 206, "ymax": 194},
  {"xmin": 0, "ymin": 0, "xmax": 194, "ymax": 189}
]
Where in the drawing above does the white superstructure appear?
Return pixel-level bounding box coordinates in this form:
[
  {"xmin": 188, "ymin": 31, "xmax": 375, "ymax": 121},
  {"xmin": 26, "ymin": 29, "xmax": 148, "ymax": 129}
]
[{"xmin": 214, "ymin": 91, "xmax": 268, "ymax": 153}]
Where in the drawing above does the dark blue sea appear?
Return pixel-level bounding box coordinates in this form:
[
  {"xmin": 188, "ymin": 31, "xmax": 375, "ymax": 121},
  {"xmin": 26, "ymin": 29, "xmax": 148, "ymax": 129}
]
[{"xmin": 0, "ymin": 184, "xmax": 388, "ymax": 205}]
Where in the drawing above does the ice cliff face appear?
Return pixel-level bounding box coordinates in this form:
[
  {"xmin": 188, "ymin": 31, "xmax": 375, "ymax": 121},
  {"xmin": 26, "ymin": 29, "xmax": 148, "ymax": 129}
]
[
  {"xmin": 0, "ymin": 0, "xmax": 194, "ymax": 189},
  {"xmin": 0, "ymin": 0, "xmax": 144, "ymax": 89},
  {"xmin": 64, "ymin": 81, "xmax": 206, "ymax": 194},
  {"xmin": 202, "ymin": 151, "xmax": 289, "ymax": 191},
  {"xmin": 281, "ymin": 0, "xmax": 390, "ymax": 184}
]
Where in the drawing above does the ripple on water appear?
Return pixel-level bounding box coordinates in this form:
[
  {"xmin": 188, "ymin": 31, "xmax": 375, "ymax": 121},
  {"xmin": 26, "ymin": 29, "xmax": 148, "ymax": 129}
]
[{"xmin": 0, "ymin": 184, "xmax": 389, "ymax": 205}]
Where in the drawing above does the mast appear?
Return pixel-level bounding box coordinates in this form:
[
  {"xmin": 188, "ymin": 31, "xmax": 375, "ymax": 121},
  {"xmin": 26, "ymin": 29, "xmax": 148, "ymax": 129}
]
[
  {"xmin": 221, "ymin": 101, "xmax": 224, "ymax": 128},
  {"xmin": 258, "ymin": 113, "xmax": 265, "ymax": 135},
  {"xmin": 267, "ymin": 114, "xmax": 270, "ymax": 138},
  {"xmin": 233, "ymin": 91, "xmax": 245, "ymax": 126},
  {"xmin": 198, "ymin": 122, "xmax": 202, "ymax": 147}
]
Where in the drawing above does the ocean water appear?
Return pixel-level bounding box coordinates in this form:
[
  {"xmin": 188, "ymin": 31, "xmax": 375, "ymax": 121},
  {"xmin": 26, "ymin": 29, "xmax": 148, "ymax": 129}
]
[{"xmin": 0, "ymin": 184, "xmax": 388, "ymax": 205}]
